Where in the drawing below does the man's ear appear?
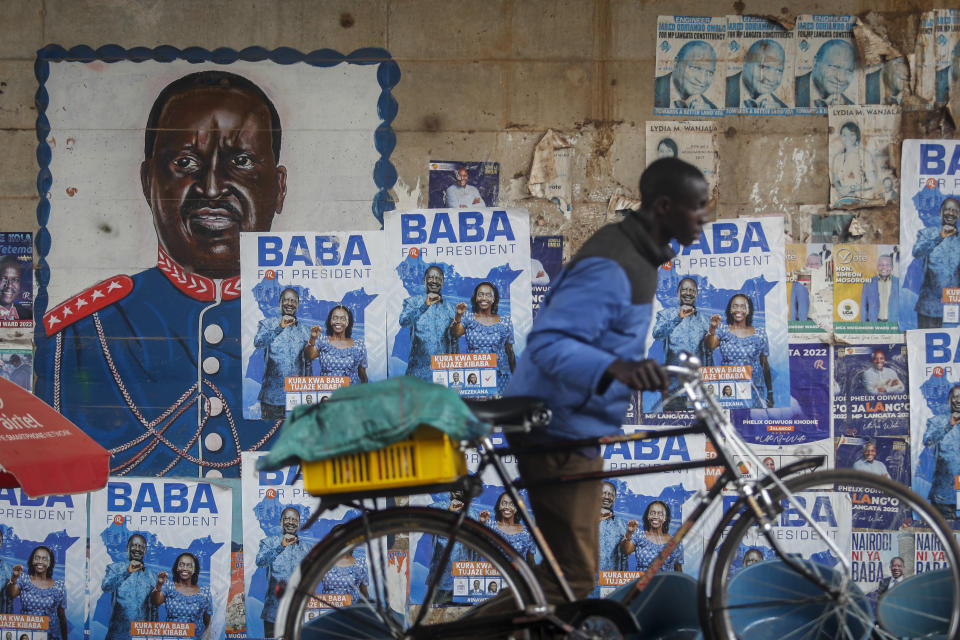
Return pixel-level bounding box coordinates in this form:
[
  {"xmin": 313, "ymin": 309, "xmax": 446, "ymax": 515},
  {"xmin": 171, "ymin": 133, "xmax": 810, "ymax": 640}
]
[
  {"xmin": 274, "ymin": 165, "xmax": 288, "ymax": 216},
  {"xmin": 140, "ymin": 160, "xmax": 151, "ymax": 204},
  {"xmin": 652, "ymin": 194, "xmax": 672, "ymax": 216}
]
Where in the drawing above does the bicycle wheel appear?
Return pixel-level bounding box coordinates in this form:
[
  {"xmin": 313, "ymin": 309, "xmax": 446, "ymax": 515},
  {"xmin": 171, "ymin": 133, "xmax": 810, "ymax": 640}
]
[
  {"xmin": 280, "ymin": 506, "xmax": 542, "ymax": 640},
  {"xmin": 704, "ymin": 469, "xmax": 960, "ymax": 640}
]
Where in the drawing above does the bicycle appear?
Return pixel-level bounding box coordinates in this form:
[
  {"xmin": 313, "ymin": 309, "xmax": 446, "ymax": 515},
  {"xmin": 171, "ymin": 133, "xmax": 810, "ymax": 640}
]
[{"xmin": 275, "ymin": 354, "xmax": 960, "ymax": 639}]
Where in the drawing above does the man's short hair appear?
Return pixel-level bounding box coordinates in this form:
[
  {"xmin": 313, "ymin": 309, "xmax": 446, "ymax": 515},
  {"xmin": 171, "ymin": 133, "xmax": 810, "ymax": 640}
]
[
  {"xmin": 677, "ymin": 277, "xmax": 697, "ymax": 292},
  {"xmin": 144, "ymin": 71, "xmax": 282, "ymax": 161},
  {"xmin": 942, "ymin": 197, "xmax": 960, "ymax": 212},
  {"xmin": 639, "ymin": 158, "xmax": 705, "ymax": 206},
  {"xmin": 280, "ymin": 287, "xmax": 299, "ymax": 300},
  {"xmin": 872, "ymin": 349, "xmax": 885, "ymax": 358},
  {"xmin": 8, "ymin": 354, "xmax": 20, "ymax": 366},
  {"xmin": 0, "ymin": 255, "xmax": 21, "ymax": 273},
  {"xmin": 128, "ymin": 534, "xmax": 146, "ymax": 547},
  {"xmin": 746, "ymin": 39, "xmax": 784, "ymax": 63}
]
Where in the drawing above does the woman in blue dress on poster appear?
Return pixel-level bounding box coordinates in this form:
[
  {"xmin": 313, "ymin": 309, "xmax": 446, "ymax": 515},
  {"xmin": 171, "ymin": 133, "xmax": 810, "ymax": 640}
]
[
  {"xmin": 624, "ymin": 501, "xmax": 683, "ymax": 572},
  {"xmin": 706, "ymin": 293, "xmax": 773, "ymax": 408},
  {"xmin": 319, "ymin": 548, "xmax": 369, "ymax": 604},
  {"xmin": 451, "ymin": 282, "xmax": 516, "ymax": 394},
  {"xmin": 150, "ymin": 552, "xmax": 212, "ymax": 639},
  {"xmin": 306, "ymin": 305, "xmax": 368, "ymax": 385},
  {"xmin": 479, "ymin": 492, "xmax": 536, "ymax": 566},
  {"xmin": 6, "ymin": 546, "xmax": 67, "ymax": 640}
]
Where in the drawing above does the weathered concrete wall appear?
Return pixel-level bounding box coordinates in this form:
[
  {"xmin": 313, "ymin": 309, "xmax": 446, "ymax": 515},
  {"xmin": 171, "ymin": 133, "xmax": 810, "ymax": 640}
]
[{"xmin": 0, "ymin": 0, "xmax": 953, "ymax": 258}]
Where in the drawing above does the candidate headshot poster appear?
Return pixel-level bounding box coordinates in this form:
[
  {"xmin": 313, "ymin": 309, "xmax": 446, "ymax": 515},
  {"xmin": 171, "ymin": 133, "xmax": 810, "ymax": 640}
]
[
  {"xmin": 384, "ymin": 208, "xmax": 532, "ymax": 398},
  {"xmin": 786, "ymin": 242, "xmax": 832, "ymax": 335},
  {"xmin": 907, "ymin": 328, "xmax": 960, "ymax": 524},
  {"xmin": 239, "ymin": 453, "xmax": 379, "ymax": 636},
  {"xmin": 0, "ymin": 232, "xmax": 33, "ymax": 329},
  {"xmin": 643, "ymin": 217, "xmax": 789, "ymax": 411},
  {"xmin": 899, "ymin": 139, "xmax": 960, "ymax": 331},
  {"xmin": 724, "ymin": 15, "xmax": 795, "ymax": 115},
  {"xmin": 793, "ymin": 15, "xmax": 860, "ymax": 115},
  {"xmin": 89, "ymin": 478, "xmax": 232, "ymax": 640},
  {"xmin": 645, "ymin": 121, "xmax": 719, "ymax": 203},
  {"xmin": 33, "ymin": 49, "xmax": 399, "ymax": 478},
  {"xmin": 654, "ymin": 16, "xmax": 726, "ymax": 117},
  {"xmin": 530, "ymin": 235, "xmax": 563, "ymax": 319},
  {"xmin": 850, "ymin": 531, "xmax": 915, "ymax": 602},
  {"xmin": 239, "ymin": 231, "xmax": 387, "ymax": 420},
  {"xmin": 730, "ymin": 343, "xmax": 834, "ymax": 472},
  {"xmin": 427, "ymin": 161, "xmax": 500, "ymax": 209},
  {"xmin": 833, "ymin": 343, "xmax": 909, "ymax": 439},
  {"xmin": 0, "ymin": 490, "xmax": 87, "ymax": 640},
  {"xmin": 833, "ymin": 243, "xmax": 901, "ymax": 334}
]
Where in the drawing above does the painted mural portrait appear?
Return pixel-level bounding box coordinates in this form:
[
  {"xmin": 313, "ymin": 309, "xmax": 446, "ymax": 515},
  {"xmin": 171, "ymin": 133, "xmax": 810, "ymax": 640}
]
[{"xmin": 34, "ymin": 52, "xmax": 395, "ymax": 477}]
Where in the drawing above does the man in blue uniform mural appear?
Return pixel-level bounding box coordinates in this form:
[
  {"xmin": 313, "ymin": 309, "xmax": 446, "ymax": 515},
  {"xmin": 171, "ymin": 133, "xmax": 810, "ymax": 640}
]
[{"xmin": 36, "ymin": 70, "xmax": 288, "ymax": 477}]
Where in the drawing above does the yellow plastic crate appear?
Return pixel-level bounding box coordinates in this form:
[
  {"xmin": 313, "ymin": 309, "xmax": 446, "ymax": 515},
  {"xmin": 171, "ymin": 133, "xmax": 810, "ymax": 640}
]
[{"xmin": 302, "ymin": 425, "xmax": 467, "ymax": 495}]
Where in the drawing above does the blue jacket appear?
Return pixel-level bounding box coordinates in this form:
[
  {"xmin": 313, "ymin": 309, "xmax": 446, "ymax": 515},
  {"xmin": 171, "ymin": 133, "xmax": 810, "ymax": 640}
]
[
  {"xmin": 789, "ymin": 282, "xmax": 810, "ymax": 321},
  {"xmin": 860, "ymin": 276, "xmax": 899, "ymax": 323},
  {"xmin": 505, "ymin": 213, "xmax": 672, "ymax": 440}
]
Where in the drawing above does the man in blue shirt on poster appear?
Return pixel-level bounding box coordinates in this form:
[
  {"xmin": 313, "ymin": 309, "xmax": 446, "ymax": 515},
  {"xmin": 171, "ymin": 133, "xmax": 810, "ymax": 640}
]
[
  {"xmin": 923, "ymin": 384, "xmax": 960, "ymax": 520},
  {"xmin": 913, "ymin": 198, "xmax": 960, "ymax": 328},
  {"xmin": 502, "ymin": 158, "xmax": 710, "ymax": 605},
  {"xmin": 653, "ymin": 277, "xmax": 713, "ymax": 410},
  {"xmin": 257, "ymin": 507, "xmax": 309, "ymax": 638},
  {"xmin": 399, "ymin": 265, "xmax": 459, "ymax": 380},
  {"xmin": 254, "ymin": 287, "xmax": 312, "ymax": 419},
  {"xmin": 102, "ymin": 535, "xmax": 156, "ymax": 640}
]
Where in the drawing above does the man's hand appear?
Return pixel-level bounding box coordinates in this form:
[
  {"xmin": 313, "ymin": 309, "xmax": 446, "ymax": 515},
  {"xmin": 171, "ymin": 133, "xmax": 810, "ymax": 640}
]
[
  {"xmin": 128, "ymin": 560, "xmax": 144, "ymax": 573},
  {"xmin": 425, "ymin": 293, "xmax": 442, "ymax": 306},
  {"xmin": 281, "ymin": 533, "xmax": 298, "ymax": 547},
  {"xmin": 943, "ymin": 225, "xmax": 957, "ymax": 239},
  {"xmin": 605, "ymin": 359, "xmax": 668, "ymax": 392},
  {"xmin": 280, "ymin": 315, "xmax": 296, "ymax": 328},
  {"xmin": 678, "ymin": 305, "xmax": 695, "ymax": 319}
]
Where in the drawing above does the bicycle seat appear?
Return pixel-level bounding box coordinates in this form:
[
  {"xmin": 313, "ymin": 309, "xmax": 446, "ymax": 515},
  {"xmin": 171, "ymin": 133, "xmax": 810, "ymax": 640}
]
[{"xmin": 463, "ymin": 396, "xmax": 550, "ymax": 429}]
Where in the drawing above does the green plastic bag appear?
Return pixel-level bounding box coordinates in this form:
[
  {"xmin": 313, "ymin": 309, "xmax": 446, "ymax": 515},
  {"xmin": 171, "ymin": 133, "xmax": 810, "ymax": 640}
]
[{"xmin": 257, "ymin": 376, "xmax": 491, "ymax": 471}]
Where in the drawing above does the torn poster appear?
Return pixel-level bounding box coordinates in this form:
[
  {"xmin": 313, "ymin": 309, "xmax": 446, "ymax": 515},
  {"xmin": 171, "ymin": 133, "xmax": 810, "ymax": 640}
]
[
  {"xmin": 794, "ymin": 15, "xmax": 860, "ymax": 115},
  {"xmin": 828, "ymin": 105, "xmax": 901, "ymax": 209},
  {"xmin": 645, "ymin": 121, "xmax": 719, "ymax": 203},
  {"xmin": 527, "ymin": 129, "xmax": 573, "ymax": 214},
  {"xmin": 786, "ymin": 242, "xmax": 832, "ymax": 335},
  {"xmin": 654, "ymin": 16, "xmax": 726, "ymax": 117},
  {"xmin": 724, "ymin": 15, "xmax": 795, "ymax": 115}
]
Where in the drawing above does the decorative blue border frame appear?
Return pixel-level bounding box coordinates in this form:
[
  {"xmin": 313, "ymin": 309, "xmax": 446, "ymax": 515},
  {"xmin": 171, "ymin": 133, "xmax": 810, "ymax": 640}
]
[{"xmin": 33, "ymin": 44, "xmax": 400, "ymax": 324}]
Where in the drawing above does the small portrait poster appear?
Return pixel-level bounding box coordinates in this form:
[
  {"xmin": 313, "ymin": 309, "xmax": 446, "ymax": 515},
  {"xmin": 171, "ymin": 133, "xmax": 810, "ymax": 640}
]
[
  {"xmin": 850, "ymin": 532, "xmax": 914, "ymax": 600},
  {"xmin": 88, "ymin": 478, "xmax": 232, "ymax": 640},
  {"xmin": 935, "ymin": 9, "xmax": 960, "ymax": 104},
  {"xmin": 530, "ymin": 235, "xmax": 563, "ymax": 319},
  {"xmin": 724, "ymin": 15, "xmax": 795, "ymax": 115},
  {"xmin": 793, "ymin": 15, "xmax": 860, "ymax": 115},
  {"xmin": 0, "ymin": 490, "xmax": 86, "ymax": 640},
  {"xmin": 898, "ymin": 139, "xmax": 960, "ymax": 331},
  {"xmin": 0, "ymin": 232, "xmax": 33, "ymax": 328},
  {"xmin": 832, "ymin": 243, "xmax": 901, "ymax": 334},
  {"xmin": 0, "ymin": 348, "xmax": 33, "ymax": 392},
  {"xmin": 907, "ymin": 328, "xmax": 960, "ymax": 524},
  {"xmin": 240, "ymin": 453, "xmax": 379, "ymax": 636},
  {"xmin": 833, "ymin": 343, "xmax": 909, "ymax": 438},
  {"xmin": 786, "ymin": 243, "xmax": 832, "ymax": 335},
  {"xmin": 384, "ymin": 208, "xmax": 532, "ymax": 398},
  {"xmin": 239, "ymin": 231, "xmax": 388, "ymax": 420},
  {"xmin": 654, "ymin": 16, "xmax": 726, "ymax": 117},
  {"xmin": 427, "ymin": 161, "xmax": 500, "ymax": 209},
  {"xmin": 645, "ymin": 121, "xmax": 719, "ymax": 202},
  {"xmin": 827, "ymin": 105, "xmax": 901, "ymax": 209},
  {"xmin": 643, "ymin": 217, "xmax": 789, "ymax": 411}
]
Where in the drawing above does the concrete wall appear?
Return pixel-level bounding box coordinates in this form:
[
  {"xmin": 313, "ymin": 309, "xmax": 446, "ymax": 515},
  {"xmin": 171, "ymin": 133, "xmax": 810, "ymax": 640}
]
[{"xmin": 0, "ymin": 0, "xmax": 952, "ymax": 267}]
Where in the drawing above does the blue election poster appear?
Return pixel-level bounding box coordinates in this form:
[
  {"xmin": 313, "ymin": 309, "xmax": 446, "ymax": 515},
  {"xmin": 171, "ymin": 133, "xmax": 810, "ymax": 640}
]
[
  {"xmin": 0, "ymin": 490, "xmax": 86, "ymax": 640},
  {"xmin": 530, "ymin": 235, "xmax": 563, "ymax": 318},
  {"xmin": 427, "ymin": 161, "xmax": 500, "ymax": 209},
  {"xmin": 88, "ymin": 479, "xmax": 232, "ymax": 640},
  {"xmin": 384, "ymin": 208, "xmax": 532, "ymax": 397},
  {"xmin": 240, "ymin": 231, "xmax": 388, "ymax": 420},
  {"xmin": 833, "ymin": 343, "xmax": 909, "ymax": 438},
  {"xmin": 643, "ymin": 217, "xmax": 789, "ymax": 411},
  {"xmin": 899, "ymin": 140, "xmax": 960, "ymax": 330}
]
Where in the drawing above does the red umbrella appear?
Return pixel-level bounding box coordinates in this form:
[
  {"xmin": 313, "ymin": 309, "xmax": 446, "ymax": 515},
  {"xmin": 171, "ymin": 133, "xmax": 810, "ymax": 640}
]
[{"xmin": 0, "ymin": 376, "xmax": 109, "ymax": 497}]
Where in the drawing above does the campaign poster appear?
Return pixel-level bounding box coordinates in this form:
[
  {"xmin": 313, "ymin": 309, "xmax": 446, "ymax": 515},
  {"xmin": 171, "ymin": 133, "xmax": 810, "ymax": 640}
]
[
  {"xmin": 530, "ymin": 235, "xmax": 562, "ymax": 319},
  {"xmin": 408, "ymin": 435, "xmax": 538, "ymax": 606},
  {"xmin": 0, "ymin": 232, "xmax": 33, "ymax": 329},
  {"xmin": 643, "ymin": 217, "xmax": 789, "ymax": 411},
  {"xmin": 34, "ymin": 52, "xmax": 398, "ymax": 478},
  {"xmin": 907, "ymin": 328, "xmax": 960, "ymax": 524},
  {"xmin": 224, "ymin": 548, "xmax": 245, "ymax": 639},
  {"xmin": 240, "ymin": 453, "xmax": 385, "ymax": 635},
  {"xmin": 716, "ymin": 489, "xmax": 852, "ymax": 578},
  {"xmin": 935, "ymin": 9, "xmax": 960, "ymax": 105},
  {"xmin": 724, "ymin": 15, "xmax": 794, "ymax": 115},
  {"xmin": 850, "ymin": 531, "xmax": 915, "ymax": 600},
  {"xmin": 239, "ymin": 231, "xmax": 387, "ymax": 419},
  {"xmin": 654, "ymin": 16, "xmax": 726, "ymax": 117},
  {"xmin": 0, "ymin": 348, "xmax": 33, "ymax": 392},
  {"xmin": 833, "ymin": 343, "xmax": 909, "ymax": 438},
  {"xmin": 915, "ymin": 11, "xmax": 938, "ymax": 104},
  {"xmin": 899, "ymin": 139, "xmax": 960, "ymax": 331},
  {"xmin": 915, "ymin": 531, "xmax": 954, "ymax": 573},
  {"xmin": 827, "ymin": 105, "xmax": 901, "ymax": 209},
  {"xmin": 836, "ymin": 435, "xmax": 910, "ymax": 487},
  {"xmin": 427, "ymin": 161, "xmax": 500, "ymax": 209},
  {"xmin": 862, "ymin": 57, "xmax": 910, "ymax": 106},
  {"xmin": 730, "ymin": 344, "xmax": 834, "ymax": 472},
  {"xmin": 645, "ymin": 121, "xmax": 719, "ymax": 202},
  {"xmin": 832, "ymin": 243, "xmax": 901, "ymax": 334},
  {"xmin": 793, "ymin": 15, "xmax": 860, "ymax": 115},
  {"xmin": 596, "ymin": 425, "xmax": 706, "ymax": 595},
  {"xmin": 0, "ymin": 490, "xmax": 87, "ymax": 640},
  {"xmin": 786, "ymin": 243, "xmax": 832, "ymax": 334},
  {"xmin": 89, "ymin": 478, "xmax": 232, "ymax": 640},
  {"xmin": 384, "ymin": 208, "xmax": 532, "ymax": 398},
  {"xmin": 810, "ymin": 212, "xmax": 857, "ymax": 244}
]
